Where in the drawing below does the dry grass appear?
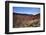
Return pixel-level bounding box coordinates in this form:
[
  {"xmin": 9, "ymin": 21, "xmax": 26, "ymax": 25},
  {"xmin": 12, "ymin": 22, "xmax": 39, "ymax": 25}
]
[
  {"xmin": 13, "ymin": 14, "xmax": 40, "ymax": 28},
  {"xmin": 13, "ymin": 19, "xmax": 40, "ymax": 28}
]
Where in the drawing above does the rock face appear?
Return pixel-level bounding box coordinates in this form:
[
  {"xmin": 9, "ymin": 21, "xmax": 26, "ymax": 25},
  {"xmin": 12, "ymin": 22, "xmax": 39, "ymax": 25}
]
[{"xmin": 13, "ymin": 13, "xmax": 40, "ymax": 28}]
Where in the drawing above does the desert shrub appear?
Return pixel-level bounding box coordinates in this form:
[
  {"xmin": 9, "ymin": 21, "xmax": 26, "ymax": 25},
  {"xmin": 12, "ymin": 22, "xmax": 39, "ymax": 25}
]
[{"xmin": 31, "ymin": 20, "xmax": 40, "ymax": 27}]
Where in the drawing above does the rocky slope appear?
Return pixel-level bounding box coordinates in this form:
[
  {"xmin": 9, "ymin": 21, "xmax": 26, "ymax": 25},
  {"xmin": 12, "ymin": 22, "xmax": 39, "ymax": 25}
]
[{"xmin": 13, "ymin": 13, "xmax": 40, "ymax": 28}]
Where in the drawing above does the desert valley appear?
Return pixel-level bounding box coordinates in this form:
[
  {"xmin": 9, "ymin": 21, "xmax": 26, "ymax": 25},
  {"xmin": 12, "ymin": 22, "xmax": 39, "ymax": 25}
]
[{"xmin": 13, "ymin": 13, "xmax": 40, "ymax": 28}]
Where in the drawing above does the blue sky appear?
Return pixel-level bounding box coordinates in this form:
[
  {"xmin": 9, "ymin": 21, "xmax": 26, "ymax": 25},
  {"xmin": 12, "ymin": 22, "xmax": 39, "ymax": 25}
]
[{"xmin": 13, "ymin": 7, "xmax": 40, "ymax": 15}]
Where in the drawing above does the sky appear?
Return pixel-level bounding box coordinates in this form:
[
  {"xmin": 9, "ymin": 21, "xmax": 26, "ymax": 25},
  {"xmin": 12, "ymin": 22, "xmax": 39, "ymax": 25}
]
[{"xmin": 13, "ymin": 7, "xmax": 40, "ymax": 15}]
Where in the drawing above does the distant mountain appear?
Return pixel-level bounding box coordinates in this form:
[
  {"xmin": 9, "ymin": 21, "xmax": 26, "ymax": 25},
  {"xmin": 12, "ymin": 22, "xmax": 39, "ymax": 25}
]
[
  {"xmin": 13, "ymin": 13, "xmax": 33, "ymax": 16},
  {"xmin": 13, "ymin": 13, "xmax": 40, "ymax": 16}
]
